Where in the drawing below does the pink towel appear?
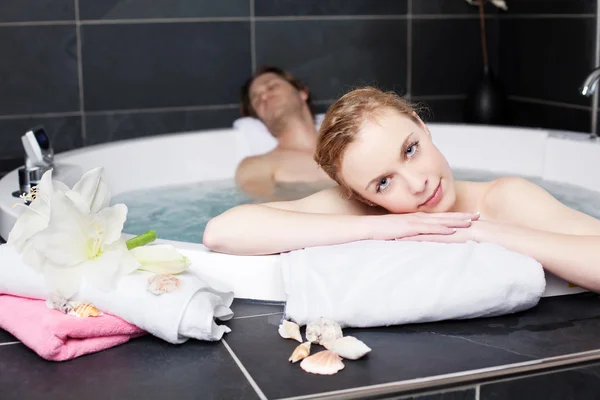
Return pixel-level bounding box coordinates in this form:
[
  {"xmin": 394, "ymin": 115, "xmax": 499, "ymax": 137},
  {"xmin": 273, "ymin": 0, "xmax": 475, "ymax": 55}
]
[{"xmin": 0, "ymin": 294, "xmax": 146, "ymax": 361}]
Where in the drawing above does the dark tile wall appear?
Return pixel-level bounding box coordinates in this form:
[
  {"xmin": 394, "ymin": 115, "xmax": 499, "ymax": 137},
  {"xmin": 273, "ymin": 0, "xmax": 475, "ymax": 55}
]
[
  {"xmin": 0, "ymin": 0, "xmax": 596, "ymax": 175},
  {"xmin": 499, "ymin": 1, "xmax": 597, "ymax": 131}
]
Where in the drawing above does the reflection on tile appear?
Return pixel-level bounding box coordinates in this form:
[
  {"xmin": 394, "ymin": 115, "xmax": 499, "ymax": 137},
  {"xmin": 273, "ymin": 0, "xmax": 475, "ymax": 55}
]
[
  {"xmin": 507, "ymin": 100, "xmax": 590, "ymax": 133},
  {"xmin": 0, "ymin": 1, "xmax": 75, "ymax": 22},
  {"xmin": 0, "ymin": 329, "xmax": 18, "ymax": 344},
  {"xmin": 80, "ymin": 0, "xmax": 249, "ymax": 20},
  {"xmin": 81, "ymin": 22, "xmax": 251, "ymax": 111},
  {"xmin": 231, "ymin": 299, "xmax": 284, "ymax": 318},
  {"xmin": 398, "ymin": 293, "xmax": 600, "ymax": 360},
  {"xmin": 412, "ymin": 19, "xmax": 498, "ymax": 96},
  {"xmin": 255, "ymin": 19, "xmax": 407, "ymax": 101},
  {"xmin": 499, "ymin": 18, "xmax": 595, "ymax": 106},
  {"xmin": 0, "ymin": 335, "xmax": 260, "ymax": 400},
  {"xmin": 224, "ymin": 314, "xmax": 528, "ymax": 399},
  {"xmin": 85, "ymin": 108, "xmax": 239, "ymax": 145},
  {"xmin": 481, "ymin": 363, "xmax": 600, "ymax": 400},
  {"xmin": 255, "ymin": 0, "xmax": 407, "ymax": 16},
  {"xmin": 0, "ymin": 26, "xmax": 79, "ymax": 115},
  {"xmin": 0, "ymin": 116, "xmax": 82, "ymax": 159}
]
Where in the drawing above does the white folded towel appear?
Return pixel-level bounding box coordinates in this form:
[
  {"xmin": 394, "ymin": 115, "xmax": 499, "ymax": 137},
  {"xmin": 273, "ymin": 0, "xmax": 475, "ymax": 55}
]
[
  {"xmin": 280, "ymin": 240, "xmax": 546, "ymax": 327},
  {"xmin": 0, "ymin": 244, "xmax": 234, "ymax": 343}
]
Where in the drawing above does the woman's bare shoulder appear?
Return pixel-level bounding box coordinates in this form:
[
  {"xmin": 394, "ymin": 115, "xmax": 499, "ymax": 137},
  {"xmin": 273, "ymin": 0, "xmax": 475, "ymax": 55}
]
[{"xmin": 260, "ymin": 186, "xmax": 383, "ymax": 215}]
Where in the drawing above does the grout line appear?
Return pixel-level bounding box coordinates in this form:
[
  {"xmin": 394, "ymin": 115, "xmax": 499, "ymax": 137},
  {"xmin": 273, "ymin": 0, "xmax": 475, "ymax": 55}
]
[
  {"xmin": 0, "ymin": 104, "xmax": 240, "ymax": 121},
  {"xmin": 411, "ymin": 14, "xmax": 495, "ymax": 20},
  {"xmin": 85, "ymin": 103, "xmax": 240, "ymax": 116},
  {"xmin": 0, "ymin": 20, "xmax": 74, "ymax": 27},
  {"xmin": 233, "ymin": 312, "xmax": 283, "ymax": 320},
  {"xmin": 250, "ymin": 0, "xmax": 256, "ymax": 73},
  {"xmin": 254, "ymin": 15, "xmax": 408, "ymax": 21},
  {"xmin": 0, "ymin": 13, "xmax": 593, "ymax": 28},
  {"xmin": 508, "ymin": 96, "xmax": 591, "ymax": 111},
  {"xmin": 0, "ymin": 111, "xmax": 81, "ymax": 121},
  {"xmin": 313, "ymin": 99, "xmax": 335, "ymax": 105},
  {"xmin": 498, "ymin": 13, "xmax": 595, "ymax": 19},
  {"xmin": 222, "ymin": 339, "xmax": 268, "ymax": 400},
  {"xmin": 74, "ymin": 0, "xmax": 87, "ymax": 143},
  {"xmin": 81, "ymin": 17, "xmax": 250, "ymax": 25},
  {"xmin": 0, "ymin": 341, "xmax": 20, "ymax": 346},
  {"xmin": 406, "ymin": 0, "xmax": 412, "ymax": 100},
  {"xmin": 412, "ymin": 94, "xmax": 467, "ymax": 101},
  {"xmin": 475, "ymin": 384, "xmax": 481, "ymax": 400}
]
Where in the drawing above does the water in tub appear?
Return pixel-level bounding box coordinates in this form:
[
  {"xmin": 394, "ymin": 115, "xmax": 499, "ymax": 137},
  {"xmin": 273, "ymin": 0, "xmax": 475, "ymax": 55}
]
[{"xmin": 111, "ymin": 169, "xmax": 600, "ymax": 244}]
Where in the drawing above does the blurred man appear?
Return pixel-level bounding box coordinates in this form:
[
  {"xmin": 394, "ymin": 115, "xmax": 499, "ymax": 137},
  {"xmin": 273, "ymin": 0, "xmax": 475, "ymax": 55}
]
[{"xmin": 236, "ymin": 66, "xmax": 334, "ymax": 200}]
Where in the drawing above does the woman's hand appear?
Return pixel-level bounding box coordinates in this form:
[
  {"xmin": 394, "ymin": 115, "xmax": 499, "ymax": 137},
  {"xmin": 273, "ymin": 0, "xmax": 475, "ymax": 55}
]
[
  {"xmin": 368, "ymin": 212, "xmax": 481, "ymax": 241},
  {"xmin": 396, "ymin": 219, "xmax": 501, "ymax": 244}
]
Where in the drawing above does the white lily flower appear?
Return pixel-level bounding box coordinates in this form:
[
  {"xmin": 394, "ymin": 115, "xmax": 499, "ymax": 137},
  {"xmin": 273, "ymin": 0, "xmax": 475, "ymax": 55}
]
[
  {"xmin": 23, "ymin": 191, "xmax": 139, "ymax": 299},
  {"xmin": 8, "ymin": 167, "xmax": 110, "ymax": 256},
  {"xmin": 131, "ymin": 244, "xmax": 191, "ymax": 275}
]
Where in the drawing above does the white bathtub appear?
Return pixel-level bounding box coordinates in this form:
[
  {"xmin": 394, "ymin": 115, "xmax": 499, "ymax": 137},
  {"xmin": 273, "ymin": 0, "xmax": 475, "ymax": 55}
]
[{"xmin": 0, "ymin": 123, "xmax": 597, "ymax": 300}]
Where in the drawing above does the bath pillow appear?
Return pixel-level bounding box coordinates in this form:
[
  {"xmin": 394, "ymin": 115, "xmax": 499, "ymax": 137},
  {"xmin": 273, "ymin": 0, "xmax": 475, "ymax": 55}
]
[
  {"xmin": 280, "ymin": 240, "xmax": 547, "ymax": 327},
  {"xmin": 233, "ymin": 114, "xmax": 325, "ymax": 159}
]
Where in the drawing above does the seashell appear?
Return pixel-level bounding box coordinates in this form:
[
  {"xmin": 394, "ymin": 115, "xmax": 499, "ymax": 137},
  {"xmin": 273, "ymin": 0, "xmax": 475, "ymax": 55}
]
[
  {"xmin": 323, "ymin": 336, "xmax": 372, "ymax": 360},
  {"xmin": 289, "ymin": 341, "xmax": 311, "ymax": 363},
  {"xmin": 68, "ymin": 303, "xmax": 103, "ymax": 318},
  {"xmin": 278, "ymin": 320, "xmax": 302, "ymax": 343},
  {"xmin": 300, "ymin": 350, "xmax": 344, "ymax": 375},
  {"xmin": 147, "ymin": 274, "xmax": 181, "ymax": 296},
  {"xmin": 305, "ymin": 317, "xmax": 343, "ymax": 345},
  {"xmin": 46, "ymin": 294, "xmax": 74, "ymax": 315}
]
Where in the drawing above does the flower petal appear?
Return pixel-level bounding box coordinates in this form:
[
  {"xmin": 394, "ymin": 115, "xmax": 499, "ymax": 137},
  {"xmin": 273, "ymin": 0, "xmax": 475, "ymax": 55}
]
[
  {"xmin": 97, "ymin": 204, "xmax": 127, "ymax": 245},
  {"xmin": 27, "ymin": 191, "xmax": 89, "ymax": 266},
  {"xmin": 69, "ymin": 167, "xmax": 111, "ymax": 214},
  {"xmin": 83, "ymin": 239, "xmax": 138, "ymax": 291},
  {"xmin": 131, "ymin": 244, "xmax": 191, "ymax": 275},
  {"xmin": 7, "ymin": 208, "xmax": 49, "ymax": 252}
]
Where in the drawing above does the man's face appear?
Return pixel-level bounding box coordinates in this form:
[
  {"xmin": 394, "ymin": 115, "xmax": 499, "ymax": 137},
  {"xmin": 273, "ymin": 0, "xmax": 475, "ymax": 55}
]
[{"xmin": 248, "ymin": 73, "xmax": 308, "ymax": 129}]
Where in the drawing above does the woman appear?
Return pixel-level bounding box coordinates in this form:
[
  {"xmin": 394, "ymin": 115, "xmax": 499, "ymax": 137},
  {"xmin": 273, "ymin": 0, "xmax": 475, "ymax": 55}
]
[{"xmin": 204, "ymin": 87, "xmax": 600, "ymax": 292}]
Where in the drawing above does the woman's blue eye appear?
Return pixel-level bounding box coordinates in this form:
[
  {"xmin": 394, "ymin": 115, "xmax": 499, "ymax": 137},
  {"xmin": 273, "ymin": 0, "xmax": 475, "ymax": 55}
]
[
  {"xmin": 406, "ymin": 144, "xmax": 416, "ymax": 156},
  {"xmin": 378, "ymin": 177, "xmax": 390, "ymax": 192}
]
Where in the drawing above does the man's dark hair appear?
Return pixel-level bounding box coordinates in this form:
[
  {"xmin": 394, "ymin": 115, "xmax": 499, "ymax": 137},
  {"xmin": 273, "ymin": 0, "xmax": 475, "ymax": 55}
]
[{"xmin": 240, "ymin": 65, "xmax": 315, "ymax": 119}]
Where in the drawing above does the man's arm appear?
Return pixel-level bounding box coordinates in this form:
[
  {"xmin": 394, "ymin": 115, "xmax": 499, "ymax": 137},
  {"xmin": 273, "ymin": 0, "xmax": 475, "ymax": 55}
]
[{"xmin": 234, "ymin": 156, "xmax": 276, "ymax": 200}]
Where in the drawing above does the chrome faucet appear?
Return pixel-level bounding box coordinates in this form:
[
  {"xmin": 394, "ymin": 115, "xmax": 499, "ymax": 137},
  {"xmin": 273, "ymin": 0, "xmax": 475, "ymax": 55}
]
[{"xmin": 581, "ymin": 67, "xmax": 600, "ymax": 139}]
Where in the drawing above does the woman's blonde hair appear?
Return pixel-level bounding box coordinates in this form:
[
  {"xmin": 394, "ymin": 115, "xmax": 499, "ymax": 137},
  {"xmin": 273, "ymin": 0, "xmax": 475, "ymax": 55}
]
[{"xmin": 314, "ymin": 87, "xmax": 422, "ymax": 200}]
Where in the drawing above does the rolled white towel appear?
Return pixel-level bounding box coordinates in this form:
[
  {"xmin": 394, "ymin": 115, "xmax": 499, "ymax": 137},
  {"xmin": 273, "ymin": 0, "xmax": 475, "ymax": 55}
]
[{"xmin": 280, "ymin": 240, "xmax": 546, "ymax": 327}]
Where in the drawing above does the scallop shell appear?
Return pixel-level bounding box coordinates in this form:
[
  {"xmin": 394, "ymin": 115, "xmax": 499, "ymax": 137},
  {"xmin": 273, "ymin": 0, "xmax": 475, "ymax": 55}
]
[
  {"xmin": 289, "ymin": 341, "xmax": 311, "ymax": 363},
  {"xmin": 278, "ymin": 320, "xmax": 302, "ymax": 343},
  {"xmin": 68, "ymin": 303, "xmax": 103, "ymax": 318},
  {"xmin": 305, "ymin": 317, "xmax": 343, "ymax": 345},
  {"xmin": 300, "ymin": 350, "xmax": 345, "ymax": 375},
  {"xmin": 323, "ymin": 336, "xmax": 372, "ymax": 360},
  {"xmin": 147, "ymin": 274, "xmax": 181, "ymax": 296}
]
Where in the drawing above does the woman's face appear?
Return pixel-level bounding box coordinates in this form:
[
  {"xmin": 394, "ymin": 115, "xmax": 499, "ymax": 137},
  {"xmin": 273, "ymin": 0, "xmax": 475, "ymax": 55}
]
[{"xmin": 340, "ymin": 109, "xmax": 456, "ymax": 214}]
